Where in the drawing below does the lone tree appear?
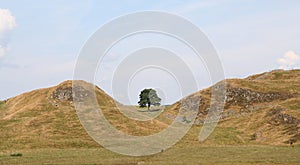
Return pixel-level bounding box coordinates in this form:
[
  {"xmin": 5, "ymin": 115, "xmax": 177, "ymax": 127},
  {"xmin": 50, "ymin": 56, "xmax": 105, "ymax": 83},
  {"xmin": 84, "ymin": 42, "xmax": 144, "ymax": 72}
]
[{"xmin": 138, "ymin": 88, "xmax": 161, "ymax": 111}]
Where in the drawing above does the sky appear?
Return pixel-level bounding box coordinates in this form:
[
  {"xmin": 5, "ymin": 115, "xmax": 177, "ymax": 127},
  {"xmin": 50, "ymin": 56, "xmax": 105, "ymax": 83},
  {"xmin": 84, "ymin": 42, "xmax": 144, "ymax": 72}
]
[{"xmin": 0, "ymin": 0, "xmax": 300, "ymax": 104}]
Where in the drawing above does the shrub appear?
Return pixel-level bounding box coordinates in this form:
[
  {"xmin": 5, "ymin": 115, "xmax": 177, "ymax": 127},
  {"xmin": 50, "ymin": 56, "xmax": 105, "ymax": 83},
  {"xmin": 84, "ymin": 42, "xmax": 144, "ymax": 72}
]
[
  {"xmin": 250, "ymin": 133, "xmax": 257, "ymax": 140},
  {"xmin": 10, "ymin": 153, "xmax": 22, "ymax": 157}
]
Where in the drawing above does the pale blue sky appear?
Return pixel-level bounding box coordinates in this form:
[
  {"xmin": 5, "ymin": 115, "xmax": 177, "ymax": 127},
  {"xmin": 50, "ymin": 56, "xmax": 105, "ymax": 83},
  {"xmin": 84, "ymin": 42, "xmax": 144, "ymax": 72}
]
[{"xmin": 1, "ymin": 0, "xmax": 300, "ymax": 104}]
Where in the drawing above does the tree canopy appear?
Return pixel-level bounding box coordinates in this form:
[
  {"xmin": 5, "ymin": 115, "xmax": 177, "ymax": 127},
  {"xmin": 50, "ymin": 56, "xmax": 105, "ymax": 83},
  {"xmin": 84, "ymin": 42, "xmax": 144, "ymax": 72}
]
[{"xmin": 138, "ymin": 88, "xmax": 161, "ymax": 110}]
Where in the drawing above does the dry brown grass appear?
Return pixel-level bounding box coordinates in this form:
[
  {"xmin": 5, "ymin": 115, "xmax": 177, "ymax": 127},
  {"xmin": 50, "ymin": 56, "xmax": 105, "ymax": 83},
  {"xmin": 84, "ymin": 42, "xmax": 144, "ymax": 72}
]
[
  {"xmin": 1, "ymin": 70, "xmax": 300, "ymax": 152},
  {"xmin": 0, "ymin": 81, "xmax": 173, "ymax": 151}
]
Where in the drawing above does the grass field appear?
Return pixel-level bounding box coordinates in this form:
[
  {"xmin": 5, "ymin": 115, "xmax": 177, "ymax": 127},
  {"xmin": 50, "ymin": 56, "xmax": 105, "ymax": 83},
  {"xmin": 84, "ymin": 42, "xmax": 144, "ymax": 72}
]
[
  {"xmin": 1, "ymin": 71, "xmax": 300, "ymax": 164},
  {"xmin": 0, "ymin": 146, "xmax": 299, "ymax": 164},
  {"xmin": 2, "ymin": 125, "xmax": 299, "ymax": 164}
]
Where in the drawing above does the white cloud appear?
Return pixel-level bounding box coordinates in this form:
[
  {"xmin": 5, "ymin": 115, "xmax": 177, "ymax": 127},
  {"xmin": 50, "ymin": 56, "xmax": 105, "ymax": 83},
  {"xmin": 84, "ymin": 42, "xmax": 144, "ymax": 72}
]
[
  {"xmin": 0, "ymin": 8, "xmax": 16, "ymax": 36},
  {"xmin": 0, "ymin": 8, "xmax": 16, "ymax": 57},
  {"xmin": 277, "ymin": 51, "xmax": 300, "ymax": 69}
]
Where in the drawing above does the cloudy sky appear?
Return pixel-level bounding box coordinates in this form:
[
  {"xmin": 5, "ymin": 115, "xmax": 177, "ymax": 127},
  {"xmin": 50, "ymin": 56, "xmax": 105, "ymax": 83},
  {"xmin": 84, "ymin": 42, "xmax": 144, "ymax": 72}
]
[{"xmin": 1, "ymin": 0, "xmax": 300, "ymax": 104}]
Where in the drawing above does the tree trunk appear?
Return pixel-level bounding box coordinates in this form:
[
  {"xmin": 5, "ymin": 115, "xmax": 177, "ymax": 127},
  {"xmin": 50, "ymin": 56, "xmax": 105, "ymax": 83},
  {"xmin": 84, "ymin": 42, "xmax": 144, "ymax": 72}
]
[{"xmin": 147, "ymin": 98, "xmax": 150, "ymax": 112}]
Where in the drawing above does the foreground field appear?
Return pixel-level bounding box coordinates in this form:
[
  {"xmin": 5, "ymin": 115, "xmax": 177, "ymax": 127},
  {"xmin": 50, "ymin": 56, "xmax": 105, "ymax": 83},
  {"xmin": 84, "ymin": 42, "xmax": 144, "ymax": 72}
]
[{"xmin": 1, "ymin": 146, "xmax": 299, "ymax": 164}]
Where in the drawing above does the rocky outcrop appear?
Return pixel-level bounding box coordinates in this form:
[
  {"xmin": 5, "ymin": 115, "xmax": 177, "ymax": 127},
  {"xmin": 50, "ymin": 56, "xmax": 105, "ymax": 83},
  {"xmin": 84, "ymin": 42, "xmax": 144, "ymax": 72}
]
[
  {"xmin": 192, "ymin": 87, "xmax": 299, "ymax": 124},
  {"xmin": 225, "ymin": 88, "xmax": 296, "ymax": 107},
  {"xmin": 267, "ymin": 107, "xmax": 300, "ymax": 126},
  {"xmin": 181, "ymin": 95, "xmax": 203, "ymax": 112},
  {"xmin": 52, "ymin": 86, "xmax": 73, "ymax": 101},
  {"xmin": 51, "ymin": 86, "xmax": 92, "ymax": 102},
  {"xmin": 266, "ymin": 106, "xmax": 300, "ymax": 143}
]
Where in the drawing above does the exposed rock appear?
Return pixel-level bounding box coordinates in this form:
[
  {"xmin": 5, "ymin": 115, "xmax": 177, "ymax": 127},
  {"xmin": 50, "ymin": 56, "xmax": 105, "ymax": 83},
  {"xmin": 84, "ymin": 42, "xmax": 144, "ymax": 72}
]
[
  {"xmin": 181, "ymin": 95, "xmax": 203, "ymax": 112},
  {"xmin": 72, "ymin": 86, "xmax": 93, "ymax": 102},
  {"xmin": 192, "ymin": 86, "xmax": 299, "ymax": 124},
  {"xmin": 266, "ymin": 106, "xmax": 300, "ymax": 143},
  {"xmin": 267, "ymin": 107, "xmax": 300, "ymax": 126},
  {"xmin": 194, "ymin": 118, "xmax": 205, "ymax": 125},
  {"xmin": 225, "ymin": 88, "xmax": 295, "ymax": 107},
  {"xmin": 51, "ymin": 86, "xmax": 92, "ymax": 102},
  {"xmin": 52, "ymin": 86, "xmax": 73, "ymax": 101}
]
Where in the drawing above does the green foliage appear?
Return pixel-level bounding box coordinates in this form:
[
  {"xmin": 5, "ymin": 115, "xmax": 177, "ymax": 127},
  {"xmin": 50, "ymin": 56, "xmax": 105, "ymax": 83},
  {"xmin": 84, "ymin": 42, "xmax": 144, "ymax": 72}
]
[
  {"xmin": 10, "ymin": 153, "xmax": 22, "ymax": 157},
  {"xmin": 138, "ymin": 88, "xmax": 161, "ymax": 108}
]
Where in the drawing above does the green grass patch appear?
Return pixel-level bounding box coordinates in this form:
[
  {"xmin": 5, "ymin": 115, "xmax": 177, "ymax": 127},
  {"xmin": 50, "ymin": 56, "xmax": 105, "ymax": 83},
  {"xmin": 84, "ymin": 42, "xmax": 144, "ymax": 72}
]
[
  {"xmin": 1, "ymin": 146, "xmax": 300, "ymax": 164},
  {"xmin": 204, "ymin": 127, "xmax": 246, "ymax": 145},
  {"xmin": 0, "ymin": 101, "xmax": 5, "ymax": 109}
]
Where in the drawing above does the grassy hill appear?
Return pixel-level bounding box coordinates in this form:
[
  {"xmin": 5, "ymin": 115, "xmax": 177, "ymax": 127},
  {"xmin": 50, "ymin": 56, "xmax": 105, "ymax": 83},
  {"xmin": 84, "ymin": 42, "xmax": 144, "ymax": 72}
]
[
  {"xmin": 163, "ymin": 69, "xmax": 300, "ymax": 146},
  {"xmin": 1, "ymin": 70, "xmax": 300, "ymax": 164},
  {"xmin": 0, "ymin": 81, "xmax": 98, "ymax": 150},
  {"xmin": 0, "ymin": 80, "xmax": 169, "ymax": 151}
]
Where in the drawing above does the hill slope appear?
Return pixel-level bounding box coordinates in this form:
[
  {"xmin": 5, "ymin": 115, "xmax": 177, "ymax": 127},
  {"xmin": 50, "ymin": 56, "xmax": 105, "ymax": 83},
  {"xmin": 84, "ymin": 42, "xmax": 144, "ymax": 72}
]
[
  {"xmin": 168, "ymin": 69, "xmax": 300, "ymax": 145},
  {"xmin": 0, "ymin": 80, "xmax": 168, "ymax": 151},
  {"xmin": 1, "ymin": 70, "xmax": 300, "ymax": 151}
]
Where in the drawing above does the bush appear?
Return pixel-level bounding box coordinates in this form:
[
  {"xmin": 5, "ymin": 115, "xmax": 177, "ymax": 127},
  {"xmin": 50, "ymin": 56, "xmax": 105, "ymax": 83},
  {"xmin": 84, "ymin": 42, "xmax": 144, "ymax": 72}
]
[
  {"xmin": 10, "ymin": 153, "xmax": 22, "ymax": 157},
  {"xmin": 250, "ymin": 133, "xmax": 257, "ymax": 140}
]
